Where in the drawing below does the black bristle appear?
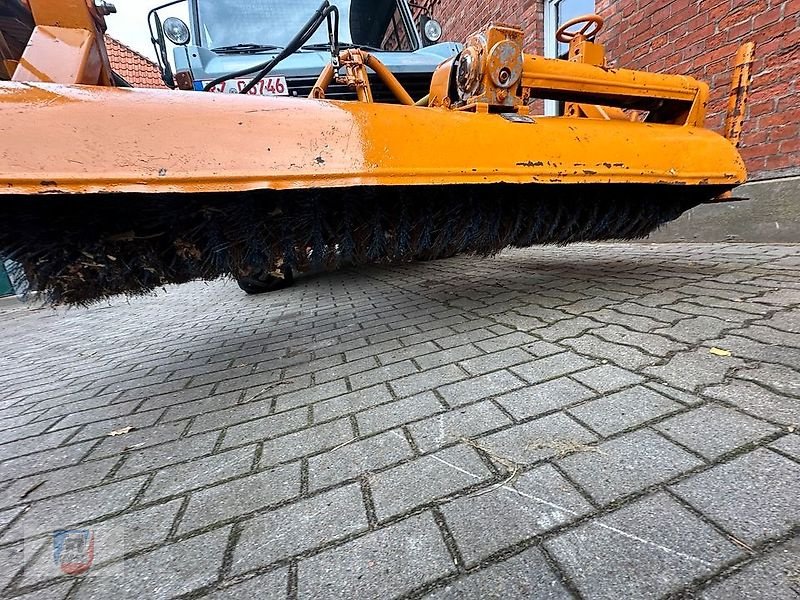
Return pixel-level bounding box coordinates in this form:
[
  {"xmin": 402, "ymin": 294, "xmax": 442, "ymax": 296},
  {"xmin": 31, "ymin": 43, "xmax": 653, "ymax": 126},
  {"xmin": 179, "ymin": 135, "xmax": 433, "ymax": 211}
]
[{"xmin": 0, "ymin": 183, "xmax": 722, "ymax": 306}]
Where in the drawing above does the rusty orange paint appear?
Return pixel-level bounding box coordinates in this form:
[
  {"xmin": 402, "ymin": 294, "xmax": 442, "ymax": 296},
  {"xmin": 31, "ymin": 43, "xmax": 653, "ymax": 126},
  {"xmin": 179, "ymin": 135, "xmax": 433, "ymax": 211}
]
[
  {"xmin": 0, "ymin": 82, "xmax": 746, "ymax": 195},
  {"xmin": 724, "ymin": 42, "xmax": 755, "ymax": 148},
  {"xmin": 11, "ymin": 0, "xmax": 113, "ymax": 86}
]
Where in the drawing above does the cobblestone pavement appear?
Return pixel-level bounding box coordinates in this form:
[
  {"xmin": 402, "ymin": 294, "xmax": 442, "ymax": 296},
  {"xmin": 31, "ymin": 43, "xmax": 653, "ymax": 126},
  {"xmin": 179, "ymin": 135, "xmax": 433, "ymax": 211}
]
[{"xmin": 0, "ymin": 243, "xmax": 798, "ymax": 600}]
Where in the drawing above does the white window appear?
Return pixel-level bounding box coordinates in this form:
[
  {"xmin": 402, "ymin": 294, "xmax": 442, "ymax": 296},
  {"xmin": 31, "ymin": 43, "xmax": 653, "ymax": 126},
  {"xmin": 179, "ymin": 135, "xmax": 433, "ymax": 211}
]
[{"xmin": 543, "ymin": 0, "xmax": 595, "ymax": 114}]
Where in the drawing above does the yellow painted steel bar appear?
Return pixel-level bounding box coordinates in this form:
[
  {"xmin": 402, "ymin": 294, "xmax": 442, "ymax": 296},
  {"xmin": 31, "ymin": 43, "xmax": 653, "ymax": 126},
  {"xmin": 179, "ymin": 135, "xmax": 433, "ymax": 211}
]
[{"xmin": 0, "ymin": 82, "xmax": 746, "ymax": 195}]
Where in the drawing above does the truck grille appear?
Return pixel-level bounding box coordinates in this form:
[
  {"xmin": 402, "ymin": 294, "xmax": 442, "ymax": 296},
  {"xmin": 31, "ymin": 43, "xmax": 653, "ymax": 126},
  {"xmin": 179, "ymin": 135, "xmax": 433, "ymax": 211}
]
[{"xmin": 286, "ymin": 73, "xmax": 432, "ymax": 104}]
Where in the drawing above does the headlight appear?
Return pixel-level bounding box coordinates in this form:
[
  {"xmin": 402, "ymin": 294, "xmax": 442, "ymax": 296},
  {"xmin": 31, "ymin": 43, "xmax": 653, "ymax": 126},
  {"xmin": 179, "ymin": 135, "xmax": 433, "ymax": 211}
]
[
  {"xmin": 164, "ymin": 17, "xmax": 190, "ymax": 46},
  {"xmin": 424, "ymin": 18, "xmax": 443, "ymax": 44}
]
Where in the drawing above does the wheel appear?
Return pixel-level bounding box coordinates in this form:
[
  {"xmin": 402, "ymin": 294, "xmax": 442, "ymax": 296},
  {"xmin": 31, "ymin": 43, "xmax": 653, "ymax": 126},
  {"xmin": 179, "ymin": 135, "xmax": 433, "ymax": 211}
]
[{"xmin": 236, "ymin": 266, "xmax": 294, "ymax": 295}]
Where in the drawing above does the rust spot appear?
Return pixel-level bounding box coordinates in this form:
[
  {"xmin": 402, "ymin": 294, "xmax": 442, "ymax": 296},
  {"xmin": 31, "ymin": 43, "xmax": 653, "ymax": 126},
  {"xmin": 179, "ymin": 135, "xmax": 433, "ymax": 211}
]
[
  {"xmin": 583, "ymin": 169, "xmax": 598, "ymax": 175},
  {"xmin": 158, "ymin": 168, "xmax": 167, "ymax": 177},
  {"xmin": 314, "ymin": 156, "xmax": 325, "ymax": 165},
  {"xmin": 41, "ymin": 180, "xmax": 57, "ymax": 187},
  {"xmin": 517, "ymin": 160, "xmax": 544, "ymax": 167}
]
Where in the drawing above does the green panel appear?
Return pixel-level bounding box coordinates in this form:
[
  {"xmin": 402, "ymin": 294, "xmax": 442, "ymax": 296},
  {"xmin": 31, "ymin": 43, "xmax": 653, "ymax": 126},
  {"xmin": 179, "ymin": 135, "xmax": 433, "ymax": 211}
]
[{"xmin": 0, "ymin": 264, "xmax": 13, "ymax": 297}]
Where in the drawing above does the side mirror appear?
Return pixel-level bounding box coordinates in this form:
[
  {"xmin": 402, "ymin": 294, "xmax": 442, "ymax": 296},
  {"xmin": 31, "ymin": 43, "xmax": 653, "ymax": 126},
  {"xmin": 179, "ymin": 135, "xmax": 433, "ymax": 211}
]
[{"xmin": 420, "ymin": 15, "xmax": 442, "ymax": 46}]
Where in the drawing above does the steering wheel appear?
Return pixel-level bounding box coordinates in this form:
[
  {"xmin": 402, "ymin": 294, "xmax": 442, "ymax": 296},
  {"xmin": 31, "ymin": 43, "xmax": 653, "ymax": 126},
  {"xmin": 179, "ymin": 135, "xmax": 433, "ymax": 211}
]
[{"xmin": 556, "ymin": 14, "xmax": 604, "ymax": 43}]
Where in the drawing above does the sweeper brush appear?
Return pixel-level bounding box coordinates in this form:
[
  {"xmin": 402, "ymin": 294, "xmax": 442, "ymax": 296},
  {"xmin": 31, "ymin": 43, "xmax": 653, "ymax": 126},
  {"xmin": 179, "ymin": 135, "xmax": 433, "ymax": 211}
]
[{"xmin": 0, "ymin": 1, "xmax": 754, "ymax": 305}]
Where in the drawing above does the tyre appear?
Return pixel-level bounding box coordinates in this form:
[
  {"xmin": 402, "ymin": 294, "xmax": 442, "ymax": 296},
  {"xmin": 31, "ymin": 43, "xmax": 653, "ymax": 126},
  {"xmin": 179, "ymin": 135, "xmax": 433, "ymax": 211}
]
[{"xmin": 236, "ymin": 266, "xmax": 294, "ymax": 295}]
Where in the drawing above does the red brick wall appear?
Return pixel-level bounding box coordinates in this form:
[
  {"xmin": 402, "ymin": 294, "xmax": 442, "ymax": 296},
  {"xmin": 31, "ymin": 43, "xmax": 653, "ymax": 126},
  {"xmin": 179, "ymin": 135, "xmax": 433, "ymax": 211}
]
[{"xmin": 414, "ymin": 0, "xmax": 799, "ymax": 179}]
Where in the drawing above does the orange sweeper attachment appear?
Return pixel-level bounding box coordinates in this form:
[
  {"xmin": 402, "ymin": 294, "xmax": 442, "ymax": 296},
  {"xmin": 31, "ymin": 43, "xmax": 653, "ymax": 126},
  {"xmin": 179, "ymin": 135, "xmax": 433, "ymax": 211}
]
[{"xmin": 0, "ymin": 0, "xmax": 754, "ymax": 304}]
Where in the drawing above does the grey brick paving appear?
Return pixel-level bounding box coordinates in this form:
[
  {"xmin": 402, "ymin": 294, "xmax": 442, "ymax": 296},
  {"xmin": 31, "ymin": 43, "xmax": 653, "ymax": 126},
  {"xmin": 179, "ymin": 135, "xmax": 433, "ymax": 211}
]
[
  {"xmin": 308, "ymin": 430, "xmax": 414, "ymax": 490},
  {"xmin": 437, "ymin": 370, "xmax": 525, "ymax": 407},
  {"xmin": 568, "ymin": 386, "xmax": 682, "ymax": 437},
  {"xmin": 557, "ymin": 429, "xmax": 703, "ymax": 504},
  {"xmin": 77, "ymin": 526, "xmax": 231, "ymax": 600},
  {"xmin": 232, "ymin": 483, "xmax": 368, "ymax": 573},
  {"xmin": 441, "ymin": 464, "xmax": 592, "ymax": 566},
  {"xmin": 2, "ymin": 243, "xmax": 799, "ymax": 599},
  {"xmin": 369, "ymin": 444, "xmax": 492, "ymax": 521},
  {"xmin": 545, "ymin": 492, "xmax": 741, "ymax": 600},
  {"xmin": 654, "ymin": 404, "xmax": 779, "ymax": 460},
  {"xmin": 671, "ymin": 448, "xmax": 800, "ymax": 545},
  {"xmin": 408, "ymin": 400, "xmax": 512, "ymax": 453},
  {"xmin": 178, "ymin": 462, "xmax": 299, "ymax": 533},
  {"xmin": 424, "ymin": 546, "xmax": 573, "ymax": 599},
  {"xmin": 297, "ymin": 512, "xmax": 455, "ymax": 599},
  {"xmin": 203, "ymin": 569, "xmax": 289, "ymax": 600},
  {"xmin": 700, "ymin": 536, "xmax": 800, "ymax": 600},
  {"xmin": 496, "ymin": 377, "xmax": 595, "ymax": 420}
]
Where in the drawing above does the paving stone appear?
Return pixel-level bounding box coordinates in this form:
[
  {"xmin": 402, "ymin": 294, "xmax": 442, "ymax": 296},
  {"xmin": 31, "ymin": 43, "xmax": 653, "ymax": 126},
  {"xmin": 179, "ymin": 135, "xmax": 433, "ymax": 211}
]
[
  {"xmin": 0, "ymin": 476, "xmax": 147, "ymax": 544},
  {"xmin": 8, "ymin": 582, "xmax": 73, "ymax": 600},
  {"xmin": 89, "ymin": 421, "xmax": 191, "ymax": 460},
  {"xmin": 477, "ymin": 412, "xmax": 598, "ymax": 466},
  {"xmin": 644, "ymin": 349, "xmax": 745, "ymax": 391},
  {"xmin": 297, "ymin": 512, "xmax": 455, "ymax": 599},
  {"xmin": 179, "ymin": 462, "xmax": 299, "ymax": 533},
  {"xmin": 408, "ymin": 401, "xmax": 512, "ymax": 453},
  {"xmin": 390, "ymin": 365, "xmax": 467, "ymax": 398},
  {"xmin": 457, "ymin": 348, "xmax": 533, "ymax": 376},
  {"xmin": 220, "ymin": 407, "xmax": 307, "ymax": 449},
  {"xmin": 187, "ymin": 398, "xmax": 275, "ymax": 435},
  {"xmin": 545, "ymin": 492, "xmax": 741, "ymax": 600},
  {"xmin": 378, "ymin": 342, "xmax": 439, "ymax": 365},
  {"xmin": 350, "ymin": 360, "xmax": 420, "ymax": 390},
  {"xmin": 356, "ymin": 392, "xmax": 444, "ymax": 436},
  {"xmin": 142, "ymin": 445, "xmax": 257, "ymax": 502},
  {"xmin": 435, "ymin": 329, "xmax": 495, "ymax": 350},
  {"xmin": 496, "ymin": 377, "xmax": 595, "ymax": 420},
  {"xmin": 563, "ymin": 335, "xmax": 659, "ymax": 370},
  {"xmin": 259, "ymin": 418, "xmax": 354, "ymax": 467},
  {"xmin": 709, "ymin": 334, "xmax": 800, "ymax": 370},
  {"xmin": 203, "ymin": 569, "xmax": 289, "ymax": 600},
  {"xmin": 701, "ymin": 536, "xmax": 800, "ymax": 600},
  {"xmin": 704, "ymin": 380, "xmax": 800, "ymax": 425},
  {"xmin": 557, "ymin": 429, "xmax": 702, "ymax": 504},
  {"xmin": 593, "ymin": 324, "xmax": 687, "ymax": 356},
  {"xmin": 436, "ymin": 370, "xmax": 525, "ymax": 408},
  {"xmin": 232, "ymin": 484, "xmax": 368, "ymax": 573},
  {"xmin": 532, "ymin": 317, "xmax": 603, "ymax": 342},
  {"xmin": 308, "ymin": 430, "xmax": 414, "ymax": 490},
  {"xmin": 732, "ymin": 362, "xmax": 800, "ymax": 398},
  {"xmin": 510, "ymin": 352, "xmax": 596, "ymax": 384},
  {"xmin": 312, "ymin": 384, "xmax": 394, "ymax": 422},
  {"xmin": 645, "ymin": 381, "xmax": 703, "ymax": 405},
  {"xmin": 771, "ymin": 433, "xmax": 800, "ymax": 461},
  {"xmin": 19, "ymin": 499, "xmax": 183, "ymax": 587},
  {"xmin": 414, "ymin": 345, "xmax": 482, "ymax": 371},
  {"xmin": 76, "ymin": 526, "xmax": 231, "ymax": 600},
  {"xmin": 571, "ymin": 364, "xmax": 646, "ymax": 394},
  {"xmin": 424, "ymin": 546, "xmax": 572, "ymax": 600},
  {"xmin": 0, "ymin": 427, "xmax": 81, "ymax": 463},
  {"xmin": 273, "ymin": 379, "xmax": 348, "ymax": 411},
  {"xmin": 441, "ymin": 464, "xmax": 592, "ymax": 566},
  {"xmin": 568, "ymin": 386, "xmax": 682, "ymax": 437},
  {"xmin": 114, "ymin": 431, "xmax": 219, "ymax": 477},
  {"xmin": 0, "ymin": 441, "xmax": 96, "ymax": 483},
  {"xmin": 654, "ymin": 404, "xmax": 779, "ymax": 460},
  {"xmin": 369, "ymin": 445, "xmax": 492, "ymax": 521},
  {"xmin": 671, "ymin": 448, "xmax": 800, "ymax": 545},
  {"xmin": 475, "ymin": 332, "xmax": 537, "ymax": 353},
  {"xmin": 0, "ymin": 457, "xmax": 117, "ymax": 508},
  {"xmin": 583, "ymin": 308, "xmax": 666, "ymax": 333}
]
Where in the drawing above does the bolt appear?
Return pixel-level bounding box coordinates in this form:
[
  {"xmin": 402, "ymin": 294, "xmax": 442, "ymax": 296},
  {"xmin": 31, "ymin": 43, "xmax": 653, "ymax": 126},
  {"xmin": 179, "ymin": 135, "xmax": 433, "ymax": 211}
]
[{"xmin": 94, "ymin": 1, "xmax": 117, "ymax": 15}]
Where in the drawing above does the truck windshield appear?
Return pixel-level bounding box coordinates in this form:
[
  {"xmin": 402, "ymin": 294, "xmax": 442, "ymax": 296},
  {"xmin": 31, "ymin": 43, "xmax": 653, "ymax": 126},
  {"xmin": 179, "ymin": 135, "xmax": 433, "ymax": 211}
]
[{"xmin": 196, "ymin": 0, "xmax": 418, "ymax": 52}]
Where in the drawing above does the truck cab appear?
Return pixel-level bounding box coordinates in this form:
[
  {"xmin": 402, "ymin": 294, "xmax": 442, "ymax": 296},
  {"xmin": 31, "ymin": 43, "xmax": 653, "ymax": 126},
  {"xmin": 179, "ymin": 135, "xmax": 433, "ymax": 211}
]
[{"xmin": 151, "ymin": 0, "xmax": 460, "ymax": 103}]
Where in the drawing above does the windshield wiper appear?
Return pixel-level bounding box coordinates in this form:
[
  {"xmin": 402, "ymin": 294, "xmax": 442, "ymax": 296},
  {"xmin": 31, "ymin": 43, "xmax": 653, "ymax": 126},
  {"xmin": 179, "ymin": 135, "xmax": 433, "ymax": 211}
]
[
  {"xmin": 212, "ymin": 43, "xmax": 284, "ymax": 54},
  {"xmin": 301, "ymin": 42, "xmax": 385, "ymax": 52}
]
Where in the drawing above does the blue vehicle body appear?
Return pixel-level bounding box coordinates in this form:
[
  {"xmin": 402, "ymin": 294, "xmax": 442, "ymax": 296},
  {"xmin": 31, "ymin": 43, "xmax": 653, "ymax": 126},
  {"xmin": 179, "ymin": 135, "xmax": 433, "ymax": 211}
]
[{"xmin": 167, "ymin": 0, "xmax": 461, "ymax": 102}]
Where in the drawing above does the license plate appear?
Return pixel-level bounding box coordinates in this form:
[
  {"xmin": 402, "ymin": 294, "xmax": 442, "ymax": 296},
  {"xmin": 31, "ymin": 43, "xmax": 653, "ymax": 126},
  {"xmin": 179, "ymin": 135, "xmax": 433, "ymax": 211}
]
[{"xmin": 203, "ymin": 76, "xmax": 289, "ymax": 96}]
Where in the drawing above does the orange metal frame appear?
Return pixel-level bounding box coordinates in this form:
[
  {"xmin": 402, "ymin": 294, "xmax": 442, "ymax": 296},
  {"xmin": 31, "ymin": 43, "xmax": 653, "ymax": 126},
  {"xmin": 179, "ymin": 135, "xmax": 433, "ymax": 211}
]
[{"xmin": 11, "ymin": 0, "xmax": 113, "ymax": 86}]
